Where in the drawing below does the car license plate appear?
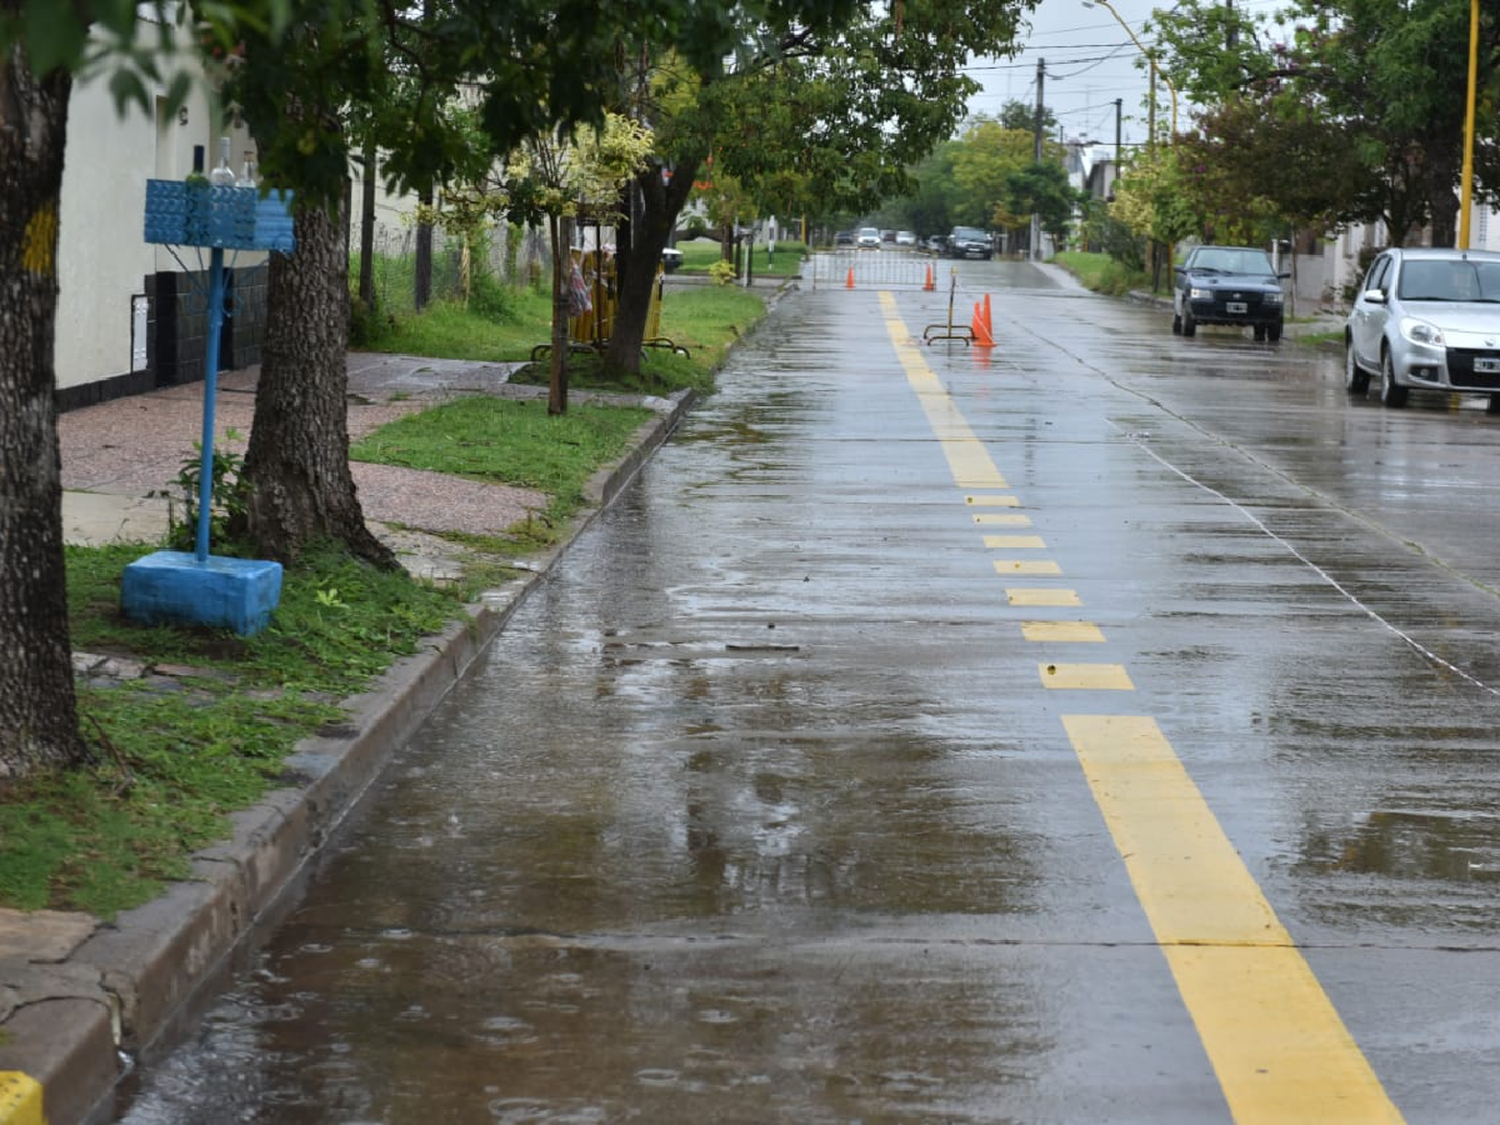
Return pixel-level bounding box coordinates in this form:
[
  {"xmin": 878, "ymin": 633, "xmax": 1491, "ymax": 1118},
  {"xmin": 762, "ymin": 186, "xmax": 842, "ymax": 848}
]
[
  {"xmin": 1476, "ymin": 357, "xmax": 1500, "ymax": 374},
  {"xmin": 1226, "ymin": 301, "xmax": 1248, "ymax": 314}
]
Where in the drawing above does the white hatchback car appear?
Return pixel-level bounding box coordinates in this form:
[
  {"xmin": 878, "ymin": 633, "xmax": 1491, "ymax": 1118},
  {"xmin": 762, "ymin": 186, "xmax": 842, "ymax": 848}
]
[
  {"xmin": 1345, "ymin": 247, "xmax": 1500, "ymax": 408},
  {"xmin": 856, "ymin": 227, "xmax": 882, "ymax": 249}
]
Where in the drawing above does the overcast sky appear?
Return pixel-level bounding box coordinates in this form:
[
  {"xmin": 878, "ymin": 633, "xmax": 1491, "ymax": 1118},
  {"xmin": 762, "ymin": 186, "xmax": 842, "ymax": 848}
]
[{"xmin": 964, "ymin": 0, "xmax": 1285, "ymax": 156}]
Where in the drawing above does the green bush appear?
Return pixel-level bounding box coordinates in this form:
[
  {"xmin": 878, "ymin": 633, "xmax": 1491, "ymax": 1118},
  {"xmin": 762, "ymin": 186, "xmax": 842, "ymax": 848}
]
[{"xmin": 467, "ymin": 272, "xmax": 515, "ymax": 318}]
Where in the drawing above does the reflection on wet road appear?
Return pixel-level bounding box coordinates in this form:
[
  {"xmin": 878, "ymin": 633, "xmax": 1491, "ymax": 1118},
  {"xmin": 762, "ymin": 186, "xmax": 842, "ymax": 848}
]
[{"xmin": 121, "ymin": 262, "xmax": 1500, "ymax": 1123}]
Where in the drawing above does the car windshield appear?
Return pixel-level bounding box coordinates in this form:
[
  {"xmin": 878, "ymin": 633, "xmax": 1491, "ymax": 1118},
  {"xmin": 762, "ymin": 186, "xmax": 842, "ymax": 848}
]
[
  {"xmin": 1397, "ymin": 259, "xmax": 1500, "ymax": 302},
  {"xmin": 1189, "ymin": 248, "xmax": 1275, "ymax": 275},
  {"xmin": 859, "ymin": 228, "xmax": 879, "ymax": 237},
  {"xmin": 954, "ymin": 228, "xmax": 985, "ymax": 240}
]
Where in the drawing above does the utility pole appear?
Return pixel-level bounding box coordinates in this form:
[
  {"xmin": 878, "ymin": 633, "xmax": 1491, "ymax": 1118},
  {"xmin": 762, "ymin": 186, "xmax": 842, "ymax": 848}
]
[
  {"xmin": 1032, "ymin": 58, "xmax": 1045, "ymax": 261},
  {"xmin": 1113, "ymin": 98, "xmax": 1122, "ymax": 168},
  {"xmin": 1147, "ymin": 56, "xmax": 1157, "ymax": 153}
]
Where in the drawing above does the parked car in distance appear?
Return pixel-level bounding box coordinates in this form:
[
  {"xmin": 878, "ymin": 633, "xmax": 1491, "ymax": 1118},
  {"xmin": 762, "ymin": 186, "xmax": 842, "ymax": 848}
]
[
  {"xmin": 834, "ymin": 230, "xmax": 855, "ymax": 247},
  {"xmin": 1344, "ymin": 247, "xmax": 1500, "ymax": 409},
  {"xmin": 947, "ymin": 226, "xmax": 992, "ymax": 259},
  {"xmin": 924, "ymin": 235, "xmax": 947, "ymax": 254},
  {"xmin": 895, "ymin": 230, "xmax": 918, "ymax": 247},
  {"xmin": 661, "ymin": 247, "xmax": 684, "ymax": 272},
  {"xmin": 857, "ymin": 227, "xmax": 882, "ymax": 249},
  {"xmin": 1172, "ymin": 245, "xmax": 1289, "ymax": 340}
]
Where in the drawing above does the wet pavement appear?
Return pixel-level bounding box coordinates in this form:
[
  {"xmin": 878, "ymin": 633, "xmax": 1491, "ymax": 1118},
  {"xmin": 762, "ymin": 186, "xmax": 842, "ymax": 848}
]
[{"xmin": 115, "ymin": 262, "xmax": 1500, "ymax": 1123}]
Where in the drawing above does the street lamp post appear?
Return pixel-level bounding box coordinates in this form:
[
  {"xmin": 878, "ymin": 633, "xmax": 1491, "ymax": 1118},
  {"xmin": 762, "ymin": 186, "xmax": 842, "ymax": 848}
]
[
  {"xmin": 1458, "ymin": 0, "xmax": 1479, "ymax": 249},
  {"xmin": 1083, "ymin": 0, "xmax": 1179, "ymax": 290},
  {"xmin": 1082, "ymin": 0, "xmax": 1178, "ymax": 140}
]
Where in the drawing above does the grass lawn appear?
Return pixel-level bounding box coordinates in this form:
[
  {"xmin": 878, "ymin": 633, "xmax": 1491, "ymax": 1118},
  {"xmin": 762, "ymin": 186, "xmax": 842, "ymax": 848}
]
[
  {"xmin": 674, "ymin": 237, "xmax": 806, "ymax": 280},
  {"xmin": 1051, "ymin": 250, "xmax": 1153, "ymax": 296},
  {"xmin": 2, "ymin": 273, "xmax": 769, "ymax": 919},
  {"xmin": 359, "ymin": 270, "xmax": 769, "ymax": 385}
]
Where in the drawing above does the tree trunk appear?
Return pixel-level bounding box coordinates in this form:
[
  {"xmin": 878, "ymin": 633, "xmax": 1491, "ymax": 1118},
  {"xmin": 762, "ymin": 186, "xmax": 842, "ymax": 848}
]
[
  {"xmin": 238, "ymin": 199, "xmax": 397, "ymax": 570},
  {"xmin": 415, "ymin": 185, "xmax": 433, "ymax": 311},
  {"xmin": 605, "ymin": 152, "xmax": 703, "ymax": 378},
  {"xmin": 0, "ymin": 45, "xmax": 86, "ymax": 779},
  {"xmin": 1426, "ymin": 145, "xmax": 1459, "ymax": 248},
  {"xmin": 548, "ymin": 213, "xmax": 571, "ymax": 415},
  {"xmin": 359, "ymin": 136, "xmax": 376, "ymax": 309}
]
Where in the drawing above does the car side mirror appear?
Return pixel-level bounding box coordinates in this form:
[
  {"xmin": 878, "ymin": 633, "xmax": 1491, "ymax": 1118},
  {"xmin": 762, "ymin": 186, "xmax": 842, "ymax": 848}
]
[
  {"xmin": 1278, "ymin": 272, "xmax": 1291, "ymax": 280},
  {"xmin": 1173, "ymin": 265, "xmax": 1185, "ymax": 274},
  {"xmin": 1364, "ymin": 289, "xmax": 1388, "ymax": 305}
]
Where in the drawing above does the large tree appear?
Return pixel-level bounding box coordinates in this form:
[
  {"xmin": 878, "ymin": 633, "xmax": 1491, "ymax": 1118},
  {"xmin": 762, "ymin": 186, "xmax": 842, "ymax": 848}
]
[
  {"xmin": 226, "ymin": 8, "xmax": 411, "ymax": 567},
  {"xmin": 0, "ymin": 1, "xmax": 294, "ymax": 780},
  {"xmin": 602, "ymin": 0, "xmax": 1039, "ymax": 377},
  {"xmin": 222, "ymin": 0, "xmax": 710, "ymax": 559},
  {"xmin": 0, "ymin": 19, "xmax": 82, "ymax": 777},
  {"xmin": 949, "ymin": 117, "xmax": 1039, "ymax": 231},
  {"xmin": 1152, "ymin": 0, "xmax": 1499, "ymax": 246}
]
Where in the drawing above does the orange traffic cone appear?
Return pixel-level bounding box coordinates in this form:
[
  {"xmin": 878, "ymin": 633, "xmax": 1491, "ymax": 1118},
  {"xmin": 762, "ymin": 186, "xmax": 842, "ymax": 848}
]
[
  {"xmin": 971, "ymin": 301, "xmax": 994, "ymax": 347},
  {"xmin": 846, "ymin": 267, "xmax": 856, "ymax": 289},
  {"xmin": 923, "ymin": 263, "xmax": 935, "ymax": 291},
  {"xmin": 982, "ymin": 293, "xmax": 994, "ymax": 336}
]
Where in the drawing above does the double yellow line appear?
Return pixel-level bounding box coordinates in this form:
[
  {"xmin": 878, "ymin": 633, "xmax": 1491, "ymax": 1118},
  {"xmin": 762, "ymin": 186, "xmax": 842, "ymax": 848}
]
[{"xmin": 879, "ymin": 292, "xmax": 1403, "ymax": 1123}]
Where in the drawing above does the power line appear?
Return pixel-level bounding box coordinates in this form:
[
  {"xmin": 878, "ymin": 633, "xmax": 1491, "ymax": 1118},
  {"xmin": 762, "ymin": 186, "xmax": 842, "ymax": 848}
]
[{"xmin": 962, "ymin": 49, "xmax": 1142, "ymax": 73}]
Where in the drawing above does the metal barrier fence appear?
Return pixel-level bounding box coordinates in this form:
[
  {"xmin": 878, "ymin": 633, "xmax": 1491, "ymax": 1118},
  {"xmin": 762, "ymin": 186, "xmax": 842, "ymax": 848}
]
[{"xmin": 805, "ymin": 247, "xmax": 940, "ymax": 290}]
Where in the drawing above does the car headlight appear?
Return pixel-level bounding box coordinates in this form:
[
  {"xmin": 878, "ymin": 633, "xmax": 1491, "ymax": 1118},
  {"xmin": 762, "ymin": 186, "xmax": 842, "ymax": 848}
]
[
  {"xmin": 1399, "ymin": 317, "xmax": 1445, "ymax": 347},
  {"xmin": 1190, "ymin": 287, "xmax": 1212, "ymax": 299},
  {"xmin": 1262, "ymin": 291, "xmax": 1283, "ymax": 305}
]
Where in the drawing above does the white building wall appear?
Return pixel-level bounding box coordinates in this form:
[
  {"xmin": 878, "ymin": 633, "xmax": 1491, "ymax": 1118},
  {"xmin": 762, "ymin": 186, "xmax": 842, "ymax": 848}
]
[
  {"xmin": 56, "ymin": 72, "xmax": 160, "ymax": 390},
  {"xmin": 55, "ymin": 19, "xmax": 255, "ymax": 392}
]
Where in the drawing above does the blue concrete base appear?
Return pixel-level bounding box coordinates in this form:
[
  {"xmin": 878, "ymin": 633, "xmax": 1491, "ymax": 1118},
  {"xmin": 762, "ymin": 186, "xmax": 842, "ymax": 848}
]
[{"xmin": 122, "ymin": 551, "xmax": 283, "ymax": 636}]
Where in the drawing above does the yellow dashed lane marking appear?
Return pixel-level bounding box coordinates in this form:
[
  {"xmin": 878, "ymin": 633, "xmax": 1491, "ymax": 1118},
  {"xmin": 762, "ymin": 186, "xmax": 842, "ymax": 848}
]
[
  {"xmin": 1062, "ymin": 716, "xmax": 1403, "ymax": 1122},
  {"xmin": 973, "ymin": 513, "xmax": 1032, "ymax": 526},
  {"xmin": 0, "ymin": 1073, "xmax": 44, "ymax": 1125},
  {"xmin": 966, "ymin": 494, "xmax": 1021, "ymax": 507},
  {"xmin": 983, "ymin": 535, "xmax": 1047, "ymax": 549},
  {"xmin": 995, "ymin": 559, "xmax": 1063, "ymax": 576},
  {"xmin": 1007, "ymin": 587, "xmax": 1081, "ymax": 606},
  {"xmin": 880, "ymin": 293, "xmax": 1400, "ymax": 1123},
  {"xmin": 880, "ymin": 294, "xmax": 1007, "ymax": 490},
  {"xmin": 1022, "ymin": 621, "xmax": 1107, "ymax": 643},
  {"xmin": 1041, "ymin": 663, "xmax": 1134, "ymax": 690}
]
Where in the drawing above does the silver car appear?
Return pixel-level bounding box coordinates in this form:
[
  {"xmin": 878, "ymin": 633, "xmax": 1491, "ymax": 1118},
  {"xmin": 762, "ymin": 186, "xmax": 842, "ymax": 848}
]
[{"xmin": 1345, "ymin": 247, "xmax": 1500, "ymax": 408}]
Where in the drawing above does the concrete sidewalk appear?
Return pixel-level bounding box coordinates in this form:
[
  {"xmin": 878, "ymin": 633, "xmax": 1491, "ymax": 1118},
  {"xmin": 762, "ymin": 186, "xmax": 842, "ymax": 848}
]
[{"xmin": 2, "ymin": 354, "xmax": 694, "ymax": 1125}]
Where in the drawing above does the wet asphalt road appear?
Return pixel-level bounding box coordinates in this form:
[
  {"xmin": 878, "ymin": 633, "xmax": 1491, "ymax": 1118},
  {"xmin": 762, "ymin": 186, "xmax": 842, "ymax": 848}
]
[{"xmin": 119, "ymin": 260, "xmax": 1500, "ymax": 1123}]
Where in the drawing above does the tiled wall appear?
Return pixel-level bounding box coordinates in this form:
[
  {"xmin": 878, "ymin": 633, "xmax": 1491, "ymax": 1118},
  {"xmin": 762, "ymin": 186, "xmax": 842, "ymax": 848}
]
[{"xmin": 145, "ymin": 265, "xmax": 269, "ymax": 386}]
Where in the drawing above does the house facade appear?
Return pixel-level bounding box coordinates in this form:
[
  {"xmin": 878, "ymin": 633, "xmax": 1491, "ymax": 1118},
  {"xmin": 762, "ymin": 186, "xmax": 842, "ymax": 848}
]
[{"xmin": 55, "ymin": 17, "xmax": 269, "ymax": 411}]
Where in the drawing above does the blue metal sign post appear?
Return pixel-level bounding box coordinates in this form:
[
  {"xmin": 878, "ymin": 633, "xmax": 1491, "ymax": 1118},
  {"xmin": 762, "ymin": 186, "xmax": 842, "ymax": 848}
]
[{"xmin": 122, "ymin": 181, "xmax": 295, "ymax": 635}]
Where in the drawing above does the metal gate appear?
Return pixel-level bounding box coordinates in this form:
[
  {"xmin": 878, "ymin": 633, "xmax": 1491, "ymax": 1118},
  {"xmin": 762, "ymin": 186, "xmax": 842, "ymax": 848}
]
[{"xmin": 804, "ymin": 248, "xmax": 939, "ymax": 290}]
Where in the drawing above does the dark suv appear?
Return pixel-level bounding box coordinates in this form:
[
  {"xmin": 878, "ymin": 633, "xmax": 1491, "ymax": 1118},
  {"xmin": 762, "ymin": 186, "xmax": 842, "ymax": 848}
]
[
  {"xmin": 947, "ymin": 226, "xmax": 992, "ymax": 260},
  {"xmin": 1172, "ymin": 245, "xmax": 1290, "ymax": 341}
]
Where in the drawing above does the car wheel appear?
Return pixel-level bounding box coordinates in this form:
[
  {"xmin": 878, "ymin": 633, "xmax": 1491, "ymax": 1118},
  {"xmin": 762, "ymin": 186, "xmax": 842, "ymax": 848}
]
[
  {"xmin": 1171, "ymin": 311, "xmax": 1182, "ymax": 335},
  {"xmin": 1488, "ymin": 395, "xmax": 1500, "ymax": 415},
  {"xmin": 1181, "ymin": 308, "xmax": 1196, "ymax": 337},
  {"xmin": 1266, "ymin": 320, "xmax": 1282, "ymax": 343},
  {"xmin": 1380, "ymin": 348, "xmax": 1408, "ymax": 407},
  {"xmin": 1344, "ymin": 339, "xmax": 1370, "ymax": 393},
  {"xmin": 1253, "ymin": 325, "xmax": 1267, "ymax": 341}
]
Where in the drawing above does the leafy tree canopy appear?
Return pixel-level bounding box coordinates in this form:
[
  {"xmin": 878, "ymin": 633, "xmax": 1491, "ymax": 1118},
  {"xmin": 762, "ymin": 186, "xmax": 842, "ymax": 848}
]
[
  {"xmin": 649, "ymin": 0, "xmax": 1039, "ymax": 221},
  {"xmin": 1151, "ymin": 0, "xmax": 1498, "ymax": 244},
  {"xmin": 997, "ymin": 98, "xmax": 1056, "ymax": 135}
]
